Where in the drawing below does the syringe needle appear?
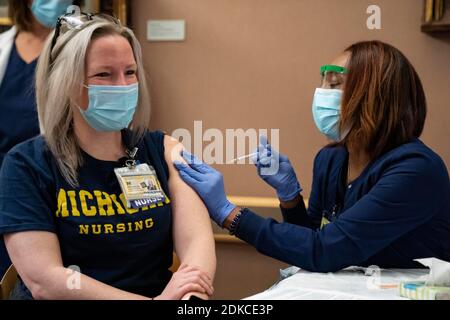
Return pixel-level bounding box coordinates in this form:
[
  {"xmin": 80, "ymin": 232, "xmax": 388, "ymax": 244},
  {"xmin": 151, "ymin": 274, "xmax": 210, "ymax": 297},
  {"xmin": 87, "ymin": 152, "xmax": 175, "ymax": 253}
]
[{"xmin": 227, "ymin": 152, "xmax": 257, "ymax": 164}]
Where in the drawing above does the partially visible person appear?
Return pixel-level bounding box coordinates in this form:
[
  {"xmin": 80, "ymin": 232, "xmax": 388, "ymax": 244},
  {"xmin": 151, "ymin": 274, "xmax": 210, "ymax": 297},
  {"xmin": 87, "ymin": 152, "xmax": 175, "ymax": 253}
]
[
  {"xmin": 0, "ymin": 11, "xmax": 215, "ymax": 299},
  {"xmin": 0, "ymin": 0, "xmax": 73, "ymax": 278}
]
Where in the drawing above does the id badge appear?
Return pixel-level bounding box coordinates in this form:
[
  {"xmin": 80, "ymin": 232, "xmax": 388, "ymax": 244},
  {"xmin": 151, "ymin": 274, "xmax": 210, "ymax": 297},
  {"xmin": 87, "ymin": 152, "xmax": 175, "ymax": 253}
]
[
  {"xmin": 320, "ymin": 216, "xmax": 330, "ymax": 229},
  {"xmin": 114, "ymin": 163, "xmax": 167, "ymax": 208}
]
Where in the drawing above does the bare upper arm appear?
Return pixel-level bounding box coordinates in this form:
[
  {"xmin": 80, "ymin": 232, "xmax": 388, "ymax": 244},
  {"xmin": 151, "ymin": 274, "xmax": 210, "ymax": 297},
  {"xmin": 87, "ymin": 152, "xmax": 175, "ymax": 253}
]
[
  {"xmin": 163, "ymin": 136, "xmax": 215, "ymax": 265},
  {"xmin": 163, "ymin": 135, "xmax": 211, "ymax": 228}
]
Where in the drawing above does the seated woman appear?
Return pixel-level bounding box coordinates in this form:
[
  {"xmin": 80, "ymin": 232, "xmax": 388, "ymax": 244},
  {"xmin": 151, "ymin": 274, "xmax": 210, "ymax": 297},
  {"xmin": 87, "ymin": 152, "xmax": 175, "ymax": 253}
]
[
  {"xmin": 0, "ymin": 11, "xmax": 215, "ymax": 300},
  {"xmin": 175, "ymin": 40, "xmax": 450, "ymax": 272}
]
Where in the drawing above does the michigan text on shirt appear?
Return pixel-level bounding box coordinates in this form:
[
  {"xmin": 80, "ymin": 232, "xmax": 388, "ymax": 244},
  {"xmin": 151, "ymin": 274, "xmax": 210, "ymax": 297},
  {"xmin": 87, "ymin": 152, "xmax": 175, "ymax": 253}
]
[{"xmin": 55, "ymin": 188, "xmax": 170, "ymax": 235}]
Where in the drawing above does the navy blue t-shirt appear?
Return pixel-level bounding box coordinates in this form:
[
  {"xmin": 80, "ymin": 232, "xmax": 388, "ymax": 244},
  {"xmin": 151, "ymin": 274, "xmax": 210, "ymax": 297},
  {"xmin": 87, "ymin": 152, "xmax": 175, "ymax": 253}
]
[
  {"xmin": 0, "ymin": 130, "xmax": 173, "ymax": 298},
  {"xmin": 236, "ymin": 139, "xmax": 450, "ymax": 272},
  {"xmin": 0, "ymin": 41, "xmax": 40, "ymax": 277}
]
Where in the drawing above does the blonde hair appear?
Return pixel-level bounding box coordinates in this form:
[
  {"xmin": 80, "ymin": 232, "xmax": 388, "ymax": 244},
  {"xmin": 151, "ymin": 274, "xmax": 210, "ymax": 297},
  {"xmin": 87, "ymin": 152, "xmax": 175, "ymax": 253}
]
[{"xmin": 35, "ymin": 16, "xmax": 151, "ymax": 186}]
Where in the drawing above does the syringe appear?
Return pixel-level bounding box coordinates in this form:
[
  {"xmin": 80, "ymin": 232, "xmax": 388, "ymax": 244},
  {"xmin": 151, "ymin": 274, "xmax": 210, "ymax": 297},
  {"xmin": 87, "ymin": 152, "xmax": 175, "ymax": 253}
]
[{"xmin": 227, "ymin": 152, "xmax": 258, "ymax": 164}]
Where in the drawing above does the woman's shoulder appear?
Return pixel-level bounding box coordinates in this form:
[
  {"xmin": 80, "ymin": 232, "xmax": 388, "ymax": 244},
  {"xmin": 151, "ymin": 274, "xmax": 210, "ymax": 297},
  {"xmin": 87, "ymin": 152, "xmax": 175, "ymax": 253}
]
[
  {"xmin": 380, "ymin": 139, "xmax": 447, "ymax": 174},
  {"xmin": 138, "ymin": 129, "xmax": 168, "ymax": 154},
  {"xmin": 2, "ymin": 135, "xmax": 54, "ymax": 173},
  {"xmin": 139, "ymin": 130, "xmax": 172, "ymax": 177},
  {"xmin": 142, "ymin": 130, "xmax": 183, "ymax": 154},
  {"xmin": 6, "ymin": 135, "xmax": 48, "ymax": 157},
  {"xmin": 314, "ymin": 139, "xmax": 448, "ymax": 184},
  {"xmin": 143, "ymin": 130, "xmax": 167, "ymax": 145},
  {"xmin": 380, "ymin": 139, "xmax": 447, "ymax": 170}
]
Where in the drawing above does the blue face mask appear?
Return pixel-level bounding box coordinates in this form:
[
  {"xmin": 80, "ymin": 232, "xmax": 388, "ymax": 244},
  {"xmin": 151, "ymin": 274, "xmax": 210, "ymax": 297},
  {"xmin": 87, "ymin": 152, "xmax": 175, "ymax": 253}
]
[
  {"xmin": 312, "ymin": 88, "xmax": 343, "ymax": 141},
  {"xmin": 80, "ymin": 83, "xmax": 139, "ymax": 132},
  {"xmin": 31, "ymin": 0, "xmax": 73, "ymax": 28}
]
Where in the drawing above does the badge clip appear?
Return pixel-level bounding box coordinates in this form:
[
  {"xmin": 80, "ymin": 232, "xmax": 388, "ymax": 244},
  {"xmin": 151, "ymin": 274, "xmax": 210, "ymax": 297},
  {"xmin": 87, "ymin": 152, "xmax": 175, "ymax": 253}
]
[{"xmin": 125, "ymin": 147, "xmax": 139, "ymax": 169}]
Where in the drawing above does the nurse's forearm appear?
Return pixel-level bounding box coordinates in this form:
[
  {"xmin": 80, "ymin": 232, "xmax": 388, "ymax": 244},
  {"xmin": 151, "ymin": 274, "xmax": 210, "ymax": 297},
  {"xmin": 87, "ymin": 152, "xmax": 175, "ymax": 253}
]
[
  {"xmin": 279, "ymin": 194, "xmax": 302, "ymax": 209},
  {"xmin": 223, "ymin": 206, "xmax": 242, "ymax": 229},
  {"xmin": 224, "ymin": 195, "xmax": 309, "ymax": 229}
]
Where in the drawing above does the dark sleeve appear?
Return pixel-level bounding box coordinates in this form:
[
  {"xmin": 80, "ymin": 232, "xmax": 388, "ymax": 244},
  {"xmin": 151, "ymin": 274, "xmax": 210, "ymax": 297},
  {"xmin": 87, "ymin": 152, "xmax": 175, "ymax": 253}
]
[
  {"xmin": 279, "ymin": 151, "xmax": 324, "ymax": 229},
  {"xmin": 146, "ymin": 130, "xmax": 169, "ymax": 178},
  {"xmin": 144, "ymin": 130, "xmax": 171, "ymax": 197},
  {"xmin": 0, "ymin": 151, "xmax": 55, "ymax": 235},
  {"xmin": 235, "ymin": 155, "xmax": 449, "ymax": 272},
  {"xmin": 279, "ymin": 196, "xmax": 316, "ymax": 229},
  {"xmin": 305, "ymin": 150, "xmax": 325, "ymax": 228}
]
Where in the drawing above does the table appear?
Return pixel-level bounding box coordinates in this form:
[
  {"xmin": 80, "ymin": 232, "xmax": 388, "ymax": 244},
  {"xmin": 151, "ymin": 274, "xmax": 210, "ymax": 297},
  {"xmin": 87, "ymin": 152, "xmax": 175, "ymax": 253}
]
[{"xmin": 245, "ymin": 266, "xmax": 428, "ymax": 300}]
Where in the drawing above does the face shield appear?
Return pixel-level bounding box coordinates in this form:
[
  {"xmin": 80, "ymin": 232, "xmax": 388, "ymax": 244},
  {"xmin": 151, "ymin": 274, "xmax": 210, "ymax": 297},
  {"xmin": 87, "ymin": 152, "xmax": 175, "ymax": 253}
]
[{"xmin": 320, "ymin": 64, "xmax": 348, "ymax": 89}]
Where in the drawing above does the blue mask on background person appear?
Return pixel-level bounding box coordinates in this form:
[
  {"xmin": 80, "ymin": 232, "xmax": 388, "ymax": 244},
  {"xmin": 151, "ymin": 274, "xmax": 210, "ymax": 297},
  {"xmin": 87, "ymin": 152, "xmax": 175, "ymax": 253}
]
[
  {"xmin": 79, "ymin": 83, "xmax": 139, "ymax": 132},
  {"xmin": 312, "ymin": 88, "xmax": 343, "ymax": 141},
  {"xmin": 31, "ymin": 0, "xmax": 73, "ymax": 28}
]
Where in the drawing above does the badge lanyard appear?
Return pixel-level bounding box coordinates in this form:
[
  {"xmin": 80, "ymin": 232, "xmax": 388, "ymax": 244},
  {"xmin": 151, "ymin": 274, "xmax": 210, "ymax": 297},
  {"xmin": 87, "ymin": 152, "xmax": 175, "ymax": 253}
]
[{"xmin": 114, "ymin": 147, "xmax": 167, "ymax": 209}]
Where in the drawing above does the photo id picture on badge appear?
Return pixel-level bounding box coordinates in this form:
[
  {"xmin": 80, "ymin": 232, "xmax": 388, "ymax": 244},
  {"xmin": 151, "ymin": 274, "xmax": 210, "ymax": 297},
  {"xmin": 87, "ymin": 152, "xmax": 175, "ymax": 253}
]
[{"xmin": 114, "ymin": 163, "xmax": 167, "ymax": 209}]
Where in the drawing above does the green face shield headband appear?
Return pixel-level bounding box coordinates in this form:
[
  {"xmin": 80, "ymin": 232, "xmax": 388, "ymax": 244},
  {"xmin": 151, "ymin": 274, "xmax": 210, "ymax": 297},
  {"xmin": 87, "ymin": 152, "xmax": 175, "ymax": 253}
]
[
  {"xmin": 320, "ymin": 64, "xmax": 348, "ymax": 76},
  {"xmin": 320, "ymin": 64, "xmax": 348, "ymax": 88}
]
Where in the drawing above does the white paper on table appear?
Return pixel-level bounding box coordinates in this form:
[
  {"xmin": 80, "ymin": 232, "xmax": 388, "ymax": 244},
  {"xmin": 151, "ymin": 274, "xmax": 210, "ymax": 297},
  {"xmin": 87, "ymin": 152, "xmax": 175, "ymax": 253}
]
[{"xmin": 244, "ymin": 267, "xmax": 428, "ymax": 300}]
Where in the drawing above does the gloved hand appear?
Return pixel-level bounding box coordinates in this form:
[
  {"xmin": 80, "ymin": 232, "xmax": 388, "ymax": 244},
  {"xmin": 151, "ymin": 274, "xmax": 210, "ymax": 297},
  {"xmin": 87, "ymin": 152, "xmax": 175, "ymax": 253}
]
[
  {"xmin": 173, "ymin": 151, "xmax": 236, "ymax": 227},
  {"xmin": 252, "ymin": 136, "xmax": 302, "ymax": 201}
]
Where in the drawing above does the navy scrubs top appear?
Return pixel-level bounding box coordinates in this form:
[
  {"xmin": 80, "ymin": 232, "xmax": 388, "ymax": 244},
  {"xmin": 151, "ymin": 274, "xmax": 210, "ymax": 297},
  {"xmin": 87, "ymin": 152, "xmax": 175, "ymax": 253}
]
[
  {"xmin": 0, "ymin": 41, "xmax": 40, "ymax": 276},
  {"xmin": 236, "ymin": 139, "xmax": 450, "ymax": 272}
]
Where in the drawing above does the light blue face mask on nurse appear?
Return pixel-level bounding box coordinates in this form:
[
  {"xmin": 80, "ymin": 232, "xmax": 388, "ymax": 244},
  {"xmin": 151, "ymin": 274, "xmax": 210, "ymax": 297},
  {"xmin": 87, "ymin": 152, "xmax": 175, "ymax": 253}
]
[
  {"xmin": 31, "ymin": 0, "xmax": 74, "ymax": 28},
  {"xmin": 312, "ymin": 64, "xmax": 349, "ymax": 141},
  {"xmin": 79, "ymin": 83, "xmax": 139, "ymax": 132},
  {"xmin": 312, "ymin": 88, "xmax": 343, "ymax": 141}
]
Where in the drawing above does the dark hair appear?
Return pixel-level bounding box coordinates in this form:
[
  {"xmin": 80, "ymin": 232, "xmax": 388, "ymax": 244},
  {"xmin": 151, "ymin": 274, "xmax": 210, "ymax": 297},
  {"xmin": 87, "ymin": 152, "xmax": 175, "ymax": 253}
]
[
  {"xmin": 340, "ymin": 40, "xmax": 426, "ymax": 160},
  {"xmin": 8, "ymin": 0, "xmax": 34, "ymax": 32}
]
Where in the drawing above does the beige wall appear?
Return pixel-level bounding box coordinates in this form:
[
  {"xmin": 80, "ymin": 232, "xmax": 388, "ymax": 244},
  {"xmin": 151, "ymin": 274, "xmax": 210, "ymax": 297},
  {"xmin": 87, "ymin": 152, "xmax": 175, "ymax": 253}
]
[
  {"xmin": 133, "ymin": 0, "xmax": 450, "ymax": 198},
  {"xmin": 213, "ymin": 238, "xmax": 288, "ymax": 299}
]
